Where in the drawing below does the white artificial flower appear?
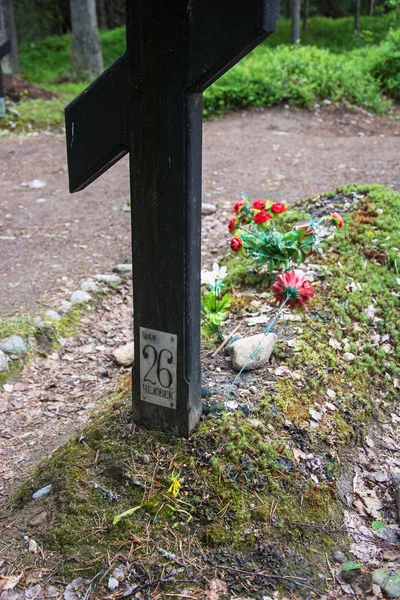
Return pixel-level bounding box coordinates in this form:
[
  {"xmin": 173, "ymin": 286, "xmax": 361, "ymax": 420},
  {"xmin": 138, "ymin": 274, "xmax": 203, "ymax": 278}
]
[
  {"xmin": 212, "ymin": 262, "xmax": 227, "ymax": 281},
  {"xmin": 201, "ymin": 269, "xmax": 217, "ymax": 286}
]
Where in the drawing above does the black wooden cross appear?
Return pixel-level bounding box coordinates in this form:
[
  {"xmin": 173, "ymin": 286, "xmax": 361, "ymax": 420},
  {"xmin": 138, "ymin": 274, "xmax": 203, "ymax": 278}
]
[
  {"xmin": 65, "ymin": 0, "xmax": 277, "ymax": 437},
  {"xmin": 0, "ymin": 41, "xmax": 11, "ymax": 118}
]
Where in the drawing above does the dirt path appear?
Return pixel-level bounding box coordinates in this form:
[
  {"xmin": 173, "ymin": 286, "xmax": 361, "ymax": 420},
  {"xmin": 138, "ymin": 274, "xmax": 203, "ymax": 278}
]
[{"xmin": 1, "ymin": 105, "xmax": 400, "ymax": 314}]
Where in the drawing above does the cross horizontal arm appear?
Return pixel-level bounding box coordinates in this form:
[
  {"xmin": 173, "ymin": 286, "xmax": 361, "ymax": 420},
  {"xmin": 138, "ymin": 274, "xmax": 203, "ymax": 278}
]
[
  {"xmin": 189, "ymin": 0, "xmax": 277, "ymax": 91},
  {"xmin": 65, "ymin": 53, "xmax": 128, "ymax": 193}
]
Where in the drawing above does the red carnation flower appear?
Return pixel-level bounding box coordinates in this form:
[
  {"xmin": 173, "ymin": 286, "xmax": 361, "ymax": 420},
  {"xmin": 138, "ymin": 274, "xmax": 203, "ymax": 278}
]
[
  {"xmin": 234, "ymin": 200, "xmax": 245, "ymax": 214},
  {"xmin": 253, "ymin": 199, "xmax": 266, "ymax": 210},
  {"xmin": 270, "ymin": 202, "xmax": 286, "ymax": 214},
  {"xmin": 228, "ymin": 218, "xmax": 238, "ymax": 233},
  {"xmin": 331, "ymin": 212, "xmax": 344, "ymax": 228},
  {"xmin": 254, "ymin": 210, "xmax": 272, "ymax": 225},
  {"xmin": 230, "ymin": 237, "xmax": 243, "ymax": 251},
  {"xmin": 271, "ymin": 270, "xmax": 314, "ymax": 308}
]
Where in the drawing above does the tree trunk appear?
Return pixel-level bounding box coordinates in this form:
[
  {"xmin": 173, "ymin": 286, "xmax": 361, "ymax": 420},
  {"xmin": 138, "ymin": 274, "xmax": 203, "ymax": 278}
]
[
  {"xmin": 70, "ymin": 0, "xmax": 103, "ymax": 79},
  {"xmin": 291, "ymin": 0, "xmax": 301, "ymax": 44},
  {"xmin": 354, "ymin": 0, "xmax": 361, "ymax": 36},
  {"xmin": 97, "ymin": 0, "xmax": 106, "ymax": 29},
  {"xmin": 303, "ymin": 0, "xmax": 309, "ymax": 30},
  {"xmin": 369, "ymin": 0, "xmax": 375, "ymax": 17},
  {"xmin": 0, "ymin": 0, "xmax": 20, "ymax": 74}
]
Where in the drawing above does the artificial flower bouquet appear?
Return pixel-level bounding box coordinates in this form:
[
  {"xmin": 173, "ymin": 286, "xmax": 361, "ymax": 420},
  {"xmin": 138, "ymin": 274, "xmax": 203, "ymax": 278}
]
[{"xmin": 229, "ymin": 194, "xmax": 343, "ymax": 271}]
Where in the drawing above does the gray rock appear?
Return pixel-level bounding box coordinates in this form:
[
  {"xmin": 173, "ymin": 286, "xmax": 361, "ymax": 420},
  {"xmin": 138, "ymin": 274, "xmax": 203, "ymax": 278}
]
[
  {"xmin": 1, "ymin": 335, "xmax": 28, "ymax": 355},
  {"xmin": 373, "ymin": 569, "xmax": 400, "ymax": 598},
  {"xmin": 94, "ymin": 274, "xmax": 122, "ymax": 286},
  {"xmin": 29, "ymin": 511, "xmax": 48, "ymax": 527},
  {"xmin": 0, "ymin": 349, "xmax": 9, "ymax": 372},
  {"xmin": 59, "ymin": 300, "xmax": 72, "ymax": 313},
  {"xmin": 80, "ymin": 279, "xmax": 100, "ymax": 293},
  {"xmin": 32, "ymin": 484, "xmax": 52, "ymax": 499},
  {"xmin": 107, "ymin": 577, "xmax": 119, "ymax": 591},
  {"xmin": 201, "ymin": 202, "xmax": 217, "ymax": 215},
  {"xmin": 70, "ymin": 290, "xmax": 92, "ymax": 305},
  {"xmin": 249, "ymin": 385, "xmax": 257, "ymax": 394},
  {"xmin": 28, "ymin": 539, "xmax": 39, "ymax": 553},
  {"xmin": 113, "ymin": 264, "xmax": 132, "ymax": 275},
  {"xmin": 139, "ymin": 454, "xmax": 150, "ymax": 464},
  {"xmin": 224, "ymin": 334, "xmax": 243, "ymax": 354},
  {"xmin": 228, "ymin": 333, "xmax": 277, "ymax": 372},
  {"xmin": 113, "ymin": 342, "xmax": 134, "ymax": 367},
  {"xmin": 64, "ymin": 578, "xmax": 85, "ymax": 600},
  {"xmin": 333, "ymin": 551, "xmax": 347, "ymax": 563},
  {"xmin": 45, "ymin": 310, "xmax": 61, "ymax": 321}
]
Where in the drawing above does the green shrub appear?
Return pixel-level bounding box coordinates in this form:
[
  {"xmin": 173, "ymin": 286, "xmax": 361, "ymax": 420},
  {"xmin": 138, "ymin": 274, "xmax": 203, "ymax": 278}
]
[
  {"xmin": 370, "ymin": 28, "xmax": 400, "ymax": 98},
  {"xmin": 203, "ymin": 44, "xmax": 390, "ymax": 116}
]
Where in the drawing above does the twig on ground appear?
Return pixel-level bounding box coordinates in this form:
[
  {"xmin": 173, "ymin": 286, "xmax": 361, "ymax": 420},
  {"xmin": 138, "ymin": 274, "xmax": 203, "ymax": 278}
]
[{"xmin": 211, "ymin": 323, "xmax": 241, "ymax": 357}]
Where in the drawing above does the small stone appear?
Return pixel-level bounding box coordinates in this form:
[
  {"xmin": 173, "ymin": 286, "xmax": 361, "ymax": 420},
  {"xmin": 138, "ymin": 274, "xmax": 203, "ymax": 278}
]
[
  {"xmin": 36, "ymin": 197, "xmax": 47, "ymax": 203},
  {"xmin": 310, "ymin": 408, "xmax": 323, "ymax": 422},
  {"xmin": 113, "ymin": 342, "xmax": 134, "ymax": 367},
  {"xmin": 139, "ymin": 454, "xmax": 150, "ymax": 464},
  {"xmin": 228, "ymin": 333, "xmax": 277, "ymax": 372},
  {"xmin": 249, "ymin": 386, "xmax": 257, "ymax": 394},
  {"xmin": 59, "ymin": 300, "xmax": 72, "ymax": 313},
  {"xmin": 70, "ymin": 290, "xmax": 92, "ymax": 305},
  {"xmin": 344, "ymin": 352, "xmax": 356, "ymax": 361},
  {"xmin": 32, "ymin": 484, "xmax": 52, "ymax": 499},
  {"xmin": 22, "ymin": 179, "xmax": 46, "ymax": 189},
  {"xmin": 29, "ymin": 511, "xmax": 48, "ymax": 527},
  {"xmin": 226, "ymin": 400, "xmax": 238, "ymax": 410},
  {"xmin": 372, "ymin": 569, "xmax": 400, "ymax": 598},
  {"xmin": 374, "ymin": 471, "xmax": 388, "ymax": 483},
  {"xmin": 94, "ymin": 274, "xmax": 122, "ymax": 286},
  {"xmin": 108, "ymin": 577, "xmax": 119, "ymax": 591},
  {"xmin": 1, "ymin": 335, "xmax": 28, "ymax": 355},
  {"xmin": 45, "ymin": 310, "xmax": 61, "ymax": 321},
  {"xmin": 28, "ymin": 539, "xmax": 39, "ymax": 553},
  {"xmin": 80, "ymin": 279, "xmax": 100, "ymax": 293},
  {"xmin": 201, "ymin": 202, "xmax": 217, "ymax": 215},
  {"xmin": 333, "ymin": 551, "xmax": 347, "ymax": 563},
  {"xmin": 326, "ymin": 389, "xmax": 336, "ymax": 399},
  {"xmin": 0, "ymin": 349, "xmax": 9, "ymax": 372},
  {"xmin": 111, "ymin": 567, "xmax": 125, "ymax": 582},
  {"xmin": 240, "ymin": 389, "xmax": 251, "ymax": 397},
  {"xmin": 113, "ymin": 264, "xmax": 132, "ymax": 275}
]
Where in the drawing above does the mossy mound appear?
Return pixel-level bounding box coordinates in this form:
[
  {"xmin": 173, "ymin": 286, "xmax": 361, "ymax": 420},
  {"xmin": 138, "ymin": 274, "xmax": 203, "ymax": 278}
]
[{"xmin": 2, "ymin": 184, "xmax": 399, "ymax": 598}]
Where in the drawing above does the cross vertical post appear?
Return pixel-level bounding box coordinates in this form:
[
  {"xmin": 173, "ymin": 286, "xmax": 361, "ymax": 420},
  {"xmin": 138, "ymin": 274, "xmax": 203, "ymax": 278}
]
[
  {"xmin": 65, "ymin": 0, "xmax": 277, "ymax": 437},
  {"xmin": 127, "ymin": 2, "xmax": 203, "ymax": 436}
]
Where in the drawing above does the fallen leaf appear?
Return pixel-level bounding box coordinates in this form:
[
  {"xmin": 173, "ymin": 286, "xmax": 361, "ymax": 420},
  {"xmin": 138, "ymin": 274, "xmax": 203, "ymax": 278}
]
[
  {"xmin": 0, "ymin": 574, "xmax": 23, "ymax": 591},
  {"xmin": 205, "ymin": 578, "xmax": 229, "ymax": 600}
]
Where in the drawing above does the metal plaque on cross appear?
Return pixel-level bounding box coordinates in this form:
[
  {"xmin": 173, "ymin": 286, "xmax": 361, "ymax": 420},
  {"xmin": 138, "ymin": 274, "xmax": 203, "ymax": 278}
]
[
  {"xmin": 0, "ymin": 41, "xmax": 11, "ymax": 118},
  {"xmin": 65, "ymin": 0, "xmax": 277, "ymax": 437}
]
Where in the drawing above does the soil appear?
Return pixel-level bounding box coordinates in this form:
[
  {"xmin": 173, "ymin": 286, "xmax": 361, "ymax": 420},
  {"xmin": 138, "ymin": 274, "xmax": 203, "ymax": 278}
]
[
  {"xmin": 4, "ymin": 75, "xmax": 60, "ymax": 102},
  {"xmin": 1, "ymin": 103, "xmax": 400, "ymax": 315}
]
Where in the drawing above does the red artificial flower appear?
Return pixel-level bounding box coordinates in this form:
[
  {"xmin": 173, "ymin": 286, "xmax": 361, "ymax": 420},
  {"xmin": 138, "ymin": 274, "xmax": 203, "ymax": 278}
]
[
  {"xmin": 234, "ymin": 200, "xmax": 245, "ymax": 214},
  {"xmin": 230, "ymin": 237, "xmax": 243, "ymax": 251},
  {"xmin": 254, "ymin": 210, "xmax": 272, "ymax": 225},
  {"xmin": 271, "ymin": 270, "xmax": 314, "ymax": 308},
  {"xmin": 270, "ymin": 202, "xmax": 286, "ymax": 214},
  {"xmin": 331, "ymin": 212, "xmax": 344, "ymax": 228},
  {"xmin": 253, "ymin": 199, "xmax": 266, "ymax": 210},
  {"xmin": 228, "ymin": 218, "xmax": 238, "ymax": 233}
]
